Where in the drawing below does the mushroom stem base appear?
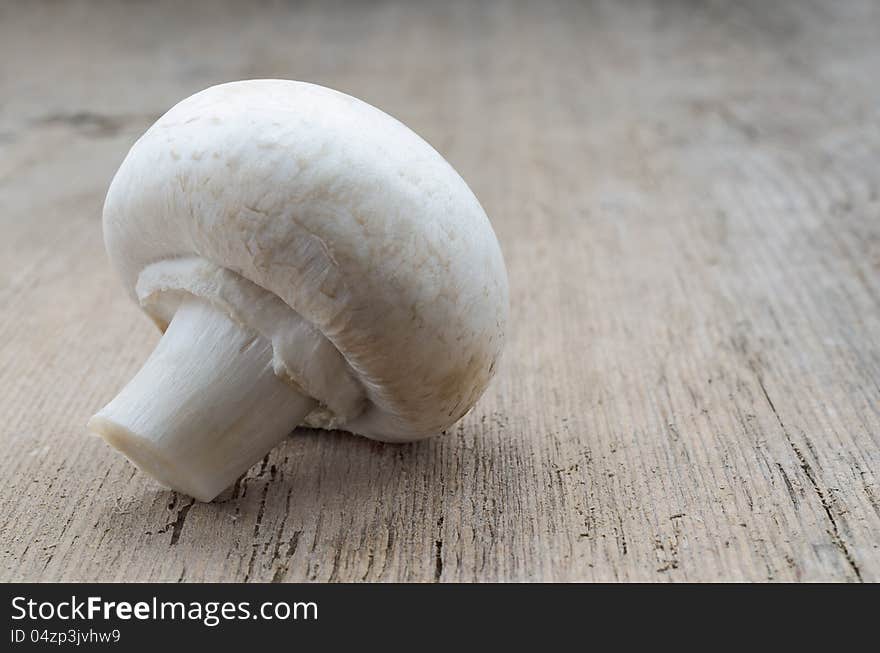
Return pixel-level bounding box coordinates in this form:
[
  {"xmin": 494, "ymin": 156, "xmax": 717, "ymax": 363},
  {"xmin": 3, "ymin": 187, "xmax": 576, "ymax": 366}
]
[{"xmin": 88, "ymin": 296, "xmax": 316, "ymax": 502}]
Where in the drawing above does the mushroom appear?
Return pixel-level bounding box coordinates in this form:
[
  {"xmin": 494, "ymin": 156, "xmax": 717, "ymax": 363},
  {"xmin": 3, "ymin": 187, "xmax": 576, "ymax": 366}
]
[{"xmin": 88, "ymin": 80, "xmax": 509, "ymax": 502}]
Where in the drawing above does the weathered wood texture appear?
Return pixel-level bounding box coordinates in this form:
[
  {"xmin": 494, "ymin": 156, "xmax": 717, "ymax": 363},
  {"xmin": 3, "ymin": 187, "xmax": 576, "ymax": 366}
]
[{"xmin": 1, "ymin": 0, "xmax": 878, "ymax": 582}]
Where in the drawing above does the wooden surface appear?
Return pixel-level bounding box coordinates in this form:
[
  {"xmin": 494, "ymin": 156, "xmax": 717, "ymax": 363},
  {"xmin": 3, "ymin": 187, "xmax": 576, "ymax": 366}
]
[{"xmin": 1, "ymin": 0, "xmax": 878, "ymax": 582}]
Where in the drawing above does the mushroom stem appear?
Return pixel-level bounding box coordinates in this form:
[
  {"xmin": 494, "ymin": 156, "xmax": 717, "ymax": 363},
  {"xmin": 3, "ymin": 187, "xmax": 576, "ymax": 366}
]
[{"xmin": 88, "ymin": 296, "xmax": 316, "ymax": 501}]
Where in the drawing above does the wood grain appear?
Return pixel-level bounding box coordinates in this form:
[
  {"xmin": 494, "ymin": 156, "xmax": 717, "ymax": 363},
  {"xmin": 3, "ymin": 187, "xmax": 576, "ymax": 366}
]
[{"xmin": 1, "ymin": 0, "xmax": 878, "ymax": 582}]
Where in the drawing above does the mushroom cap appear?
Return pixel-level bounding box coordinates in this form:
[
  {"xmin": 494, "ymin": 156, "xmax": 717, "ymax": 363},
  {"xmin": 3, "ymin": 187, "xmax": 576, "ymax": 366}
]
[{"xmin": 103, "ymin": 80, "xmax": 508, "ymax": 442}]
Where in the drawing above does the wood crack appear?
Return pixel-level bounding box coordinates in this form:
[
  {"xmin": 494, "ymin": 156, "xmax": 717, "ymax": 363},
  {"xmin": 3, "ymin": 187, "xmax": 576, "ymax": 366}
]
[
  {"xmin": 169, "ymin": 498, "xmax": 195, "ymax": 547},
  {"xmin": 755, "ymin": 373, "xmax": 863, "ymax": 582}
]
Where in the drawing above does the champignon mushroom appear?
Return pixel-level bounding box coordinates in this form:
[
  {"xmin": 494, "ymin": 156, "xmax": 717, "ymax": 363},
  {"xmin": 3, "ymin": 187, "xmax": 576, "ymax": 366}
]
[{"xmin": 88, "ymin": 80, "xmax": 508, "ymax": 502}]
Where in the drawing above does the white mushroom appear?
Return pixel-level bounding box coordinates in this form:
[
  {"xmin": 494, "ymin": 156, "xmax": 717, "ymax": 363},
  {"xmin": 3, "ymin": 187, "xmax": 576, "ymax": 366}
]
[{"xmin": 89, "ymin": 80, "xmax": 509, "ymax": 502}]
